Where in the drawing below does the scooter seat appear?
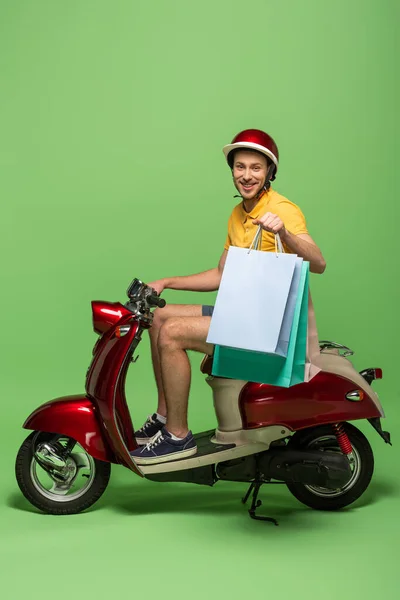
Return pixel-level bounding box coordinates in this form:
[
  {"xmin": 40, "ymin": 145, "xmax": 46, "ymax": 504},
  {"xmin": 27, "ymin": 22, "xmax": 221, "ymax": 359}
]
[
  {"xmin": 200, "ymin": 353, "xmax": 248, "ymax": 383},
  {"xmin": 200, "ymin": 354, "xmax": 213, "ymax": 375}
]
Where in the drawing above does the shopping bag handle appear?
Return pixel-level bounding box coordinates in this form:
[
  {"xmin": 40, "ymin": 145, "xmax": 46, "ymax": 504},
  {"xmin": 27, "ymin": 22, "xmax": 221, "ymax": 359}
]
[{"xmin": 248, "ymin": 225, "xmax": 284, "ymax": 255}]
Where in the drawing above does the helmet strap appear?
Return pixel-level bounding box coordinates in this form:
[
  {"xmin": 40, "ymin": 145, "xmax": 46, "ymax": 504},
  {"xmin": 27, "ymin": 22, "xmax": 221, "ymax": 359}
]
[{"xmin": 265, "ymin": 163, "xmax": 275, "ymax": 186}]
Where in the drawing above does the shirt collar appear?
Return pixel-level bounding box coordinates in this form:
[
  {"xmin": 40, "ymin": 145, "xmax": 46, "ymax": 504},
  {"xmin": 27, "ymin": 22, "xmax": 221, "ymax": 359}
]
[{"xmin": 240, "ymin": 188, "xmax": 271, "ymax": 223}]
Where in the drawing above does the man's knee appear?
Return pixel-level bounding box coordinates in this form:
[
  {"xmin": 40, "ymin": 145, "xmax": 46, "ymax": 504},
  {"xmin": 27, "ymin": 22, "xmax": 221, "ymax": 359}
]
[
  {"xmin": 157, "ymin": 318, "xmax": 183, "ymax": 350},
  {"xmin": 152, "ymin": 307, "xmax": 165, "ymax": 330},
  {"xmin": 152, "ymin": 305, "xmax": 175, "ymax": 330}
]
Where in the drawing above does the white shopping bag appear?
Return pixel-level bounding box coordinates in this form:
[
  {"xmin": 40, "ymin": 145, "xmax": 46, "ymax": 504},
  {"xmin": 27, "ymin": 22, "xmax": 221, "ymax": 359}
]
[{"xmin": 207, "ymin": 228, "xmax": 302, "ymax": 357}]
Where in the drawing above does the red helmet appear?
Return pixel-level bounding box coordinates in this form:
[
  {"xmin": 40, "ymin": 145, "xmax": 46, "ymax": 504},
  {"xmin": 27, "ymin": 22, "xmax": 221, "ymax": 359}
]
[{"xmin": 223, "ymin": 129, "xmax": 279, "ymax": 180}]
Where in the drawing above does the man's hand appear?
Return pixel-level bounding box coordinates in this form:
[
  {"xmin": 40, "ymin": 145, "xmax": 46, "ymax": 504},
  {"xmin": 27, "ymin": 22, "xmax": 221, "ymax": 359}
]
[
  {"xmin": 252, "ymin": 212, "xmax": 287, "ymax": 238},
  {"xmin": 147, "ymin": 279, "xmax": 168, "ymax": 295}
]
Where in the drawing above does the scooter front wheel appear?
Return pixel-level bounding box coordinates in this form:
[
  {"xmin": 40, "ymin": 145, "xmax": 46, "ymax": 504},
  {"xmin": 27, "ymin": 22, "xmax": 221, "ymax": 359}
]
[
  {"xmin": 286, "ymin": 423, "xmax": 374, "ymax": 511},
  {"xmin": 15, "ymin": 431, "xmax": 111, "ymax": 515}
]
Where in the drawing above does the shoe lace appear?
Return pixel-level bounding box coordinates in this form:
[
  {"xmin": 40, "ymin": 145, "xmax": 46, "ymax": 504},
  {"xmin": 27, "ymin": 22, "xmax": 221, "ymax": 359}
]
[
  {"xmin": 141, "ymin": 415, "xmax": 155, "ymax": 432},
  {"xmin": 143, "ymin": 430, "xmax": 164, "ymax": 451}
]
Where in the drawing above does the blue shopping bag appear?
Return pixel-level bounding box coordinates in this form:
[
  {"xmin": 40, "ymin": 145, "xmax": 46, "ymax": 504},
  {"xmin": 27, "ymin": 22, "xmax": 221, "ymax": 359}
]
[{"xmin": 211, "ymin": 262, "xmax": 310, "ymax": 387}]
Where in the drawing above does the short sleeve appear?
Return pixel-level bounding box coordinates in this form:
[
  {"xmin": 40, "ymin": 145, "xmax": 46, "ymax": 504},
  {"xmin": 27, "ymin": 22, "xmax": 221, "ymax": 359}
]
[
  {"xmin": 224, "ymin": 232, "xmax": 231, "ymax": 251},
  {"xmin": 276, "ymin": 200, "xmax": 308, "ymax": 236},
  {"xmin": 224, "ymin": 213, "xmax": 233, "ymax": 250}
]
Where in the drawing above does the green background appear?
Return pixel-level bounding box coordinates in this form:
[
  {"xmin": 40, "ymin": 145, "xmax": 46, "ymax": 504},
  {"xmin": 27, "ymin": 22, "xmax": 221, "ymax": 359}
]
[{"xmin": 0, "ymin": 0, "xmax": 398, "ymax": 597}]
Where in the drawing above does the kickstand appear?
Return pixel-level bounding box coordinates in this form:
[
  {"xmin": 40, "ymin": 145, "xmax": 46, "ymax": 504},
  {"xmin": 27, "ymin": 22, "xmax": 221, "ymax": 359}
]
[{"xmin": 242, "ymin": 482, "xmax": 278, "ymax": 526}]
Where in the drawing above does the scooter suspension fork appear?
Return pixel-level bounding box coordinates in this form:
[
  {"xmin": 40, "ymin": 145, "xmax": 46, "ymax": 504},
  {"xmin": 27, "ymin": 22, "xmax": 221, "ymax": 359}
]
[{"xmin": 332, "ymin": 423, "xmax": 355, "ymax": 463}]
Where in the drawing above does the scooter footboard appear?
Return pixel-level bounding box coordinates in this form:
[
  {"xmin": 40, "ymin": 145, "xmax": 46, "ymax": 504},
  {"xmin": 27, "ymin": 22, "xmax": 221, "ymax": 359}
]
[{"xmin": 23, "ymin": 394, "xmax": 117, "ymax": 463}]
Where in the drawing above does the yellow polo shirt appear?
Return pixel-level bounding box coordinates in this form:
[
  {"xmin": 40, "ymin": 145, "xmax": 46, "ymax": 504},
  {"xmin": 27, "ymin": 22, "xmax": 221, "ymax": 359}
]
[{"xmin": 224, "ymin": 188, "xmax": 308, "ymax": 252}]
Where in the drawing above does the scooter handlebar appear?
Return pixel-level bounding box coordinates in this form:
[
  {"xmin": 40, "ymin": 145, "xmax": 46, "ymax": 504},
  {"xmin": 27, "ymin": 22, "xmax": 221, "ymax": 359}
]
[{"xmin": 147, "ymin": 294, "xmax": 166, "ymax": 308}]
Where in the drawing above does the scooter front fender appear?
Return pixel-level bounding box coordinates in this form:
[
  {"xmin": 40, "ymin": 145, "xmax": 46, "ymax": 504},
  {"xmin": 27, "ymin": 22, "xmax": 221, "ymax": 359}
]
[{"xmin": 23, "ymin": 395, "xmax": 117, "ymax": 463}]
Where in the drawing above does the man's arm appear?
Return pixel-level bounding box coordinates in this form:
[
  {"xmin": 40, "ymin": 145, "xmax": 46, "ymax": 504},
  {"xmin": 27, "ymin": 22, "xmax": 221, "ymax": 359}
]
[
  {"xmin": 148, "ymin": 250, "xmax": 228, "ymax": 294},
  {"xmin": 280, "ymin": 231, "xmax": 326, "ymax": 274},
  {"xmin": 253, "ymin": 212, "xmax": 326, "ymax": 274}
]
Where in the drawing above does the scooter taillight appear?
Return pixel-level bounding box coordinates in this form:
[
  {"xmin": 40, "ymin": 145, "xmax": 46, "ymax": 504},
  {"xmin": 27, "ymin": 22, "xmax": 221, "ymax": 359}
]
[
  {"xmin": 360, "ymin": 367, "xmax": 383, "ymax": 384},
  {"xmin": 91, "ymin": 301, "xmax": 132, "ymax": 335}
]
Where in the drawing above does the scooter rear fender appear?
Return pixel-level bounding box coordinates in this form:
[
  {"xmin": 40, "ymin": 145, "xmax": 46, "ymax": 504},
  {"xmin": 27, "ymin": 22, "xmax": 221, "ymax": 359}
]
[{"xmin": 23, "ymin": 395, "xmax": 117, "ymax": 463}]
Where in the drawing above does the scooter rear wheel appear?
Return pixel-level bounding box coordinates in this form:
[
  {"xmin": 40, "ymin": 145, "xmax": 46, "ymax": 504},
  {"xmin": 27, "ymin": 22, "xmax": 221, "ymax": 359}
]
[
  {"xmin": 15, "ymin": 431, "xmax": 111, "ymax": 515},
  {"xmin": 286, "ymin": 423, "xmax": 374, "ymax": 510}
]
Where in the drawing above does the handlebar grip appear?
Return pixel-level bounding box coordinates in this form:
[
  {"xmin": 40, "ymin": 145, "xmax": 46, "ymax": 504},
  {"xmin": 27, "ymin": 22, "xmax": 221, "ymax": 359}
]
[{"xmin": 147, "ymin": 294, "xmax": 166, "ymax": 308}]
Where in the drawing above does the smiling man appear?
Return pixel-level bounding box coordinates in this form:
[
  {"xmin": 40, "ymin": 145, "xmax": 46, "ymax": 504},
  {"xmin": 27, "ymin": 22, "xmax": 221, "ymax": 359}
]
[{"xmin": 130, "ymin": 129, "xmax": 326, "ymax": 465}]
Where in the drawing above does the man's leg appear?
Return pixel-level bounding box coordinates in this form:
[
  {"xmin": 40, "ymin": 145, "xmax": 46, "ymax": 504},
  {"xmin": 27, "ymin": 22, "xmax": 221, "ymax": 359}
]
[
  {"xmin": 130, "ymin": 316, "xmax": 213, "ymax": 463},
  {"xmin": 149, "ymin": 305, "xmax": 203, "ymax": 416},
  {"xmin": 157, "ymin": 316, "xmax": 214, "ymax": 437}
]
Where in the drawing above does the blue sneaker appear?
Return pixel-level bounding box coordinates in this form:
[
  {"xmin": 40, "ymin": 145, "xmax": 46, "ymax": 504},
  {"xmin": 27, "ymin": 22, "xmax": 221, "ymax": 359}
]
[
  {"xmin": 130, "ymin": 427, "xmax": 197, "ymax": 465},
  {"xmin": 135, "ymin": 414, "xmax": 165, "ymax": 445}
]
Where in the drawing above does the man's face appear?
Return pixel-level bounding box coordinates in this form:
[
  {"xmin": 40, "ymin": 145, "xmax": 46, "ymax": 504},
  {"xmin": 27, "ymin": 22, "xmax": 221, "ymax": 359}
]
[{"xmin": 232, "ymin": 150, "xmax": 269, "ymax": 201}]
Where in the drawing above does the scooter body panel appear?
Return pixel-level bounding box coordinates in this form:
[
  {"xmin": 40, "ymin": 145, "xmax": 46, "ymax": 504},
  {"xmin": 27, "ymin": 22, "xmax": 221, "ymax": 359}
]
[
  {"xmin": 23, "ymin": 395, "xmax": 117, "ymax": 463},
  {"xmin": 240, "ymin": 371, "xmax": 382, "ymax": 430},
  {"xmin": 85, "ymin": 308, "xmax": 143, "ymax": 475}
]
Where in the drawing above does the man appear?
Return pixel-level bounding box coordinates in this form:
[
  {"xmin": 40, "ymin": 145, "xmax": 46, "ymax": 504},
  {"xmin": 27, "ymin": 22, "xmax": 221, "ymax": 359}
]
[{"xmin": 130, "ymin": 129, "xmax": 326, "ymax": 465}]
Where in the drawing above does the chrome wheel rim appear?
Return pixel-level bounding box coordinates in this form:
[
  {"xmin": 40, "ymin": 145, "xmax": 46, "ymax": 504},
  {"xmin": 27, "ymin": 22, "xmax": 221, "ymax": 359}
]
[
  {"xmin": 30, "ymin": 438, "xmax": 96, "ymax": 503},
  {"xmin": 304, "ymin": 435, "xmax": 361, "ymax": 497}
]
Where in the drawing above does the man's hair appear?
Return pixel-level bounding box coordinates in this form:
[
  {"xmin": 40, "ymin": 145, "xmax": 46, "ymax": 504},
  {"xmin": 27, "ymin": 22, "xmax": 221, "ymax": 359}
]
[{"xmin": 228, "ymin": 147, "xmax": 271, "ymax": 169}]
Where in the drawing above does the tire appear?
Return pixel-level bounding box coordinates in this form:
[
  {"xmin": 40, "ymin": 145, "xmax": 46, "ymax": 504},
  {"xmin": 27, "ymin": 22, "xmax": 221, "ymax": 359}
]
[
  {"xmin": 15, "ymin": 431, "xmax": 111, "ymax": 515},
  {"xmin": 286, "ymin": 423, "xmax": 374, "ymax": 511}
]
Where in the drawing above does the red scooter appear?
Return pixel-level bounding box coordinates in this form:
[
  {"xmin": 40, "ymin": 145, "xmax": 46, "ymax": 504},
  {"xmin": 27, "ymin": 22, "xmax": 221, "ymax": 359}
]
[{"xmin": 16, "ymin": 279, "xmax": 391, "ymax": 523}]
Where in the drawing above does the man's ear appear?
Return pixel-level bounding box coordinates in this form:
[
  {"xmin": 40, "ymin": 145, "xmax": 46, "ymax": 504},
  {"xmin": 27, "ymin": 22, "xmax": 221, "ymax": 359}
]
[{"xmin": 266, "ymin": 163, "xmax": 275, "ymax": 181}]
